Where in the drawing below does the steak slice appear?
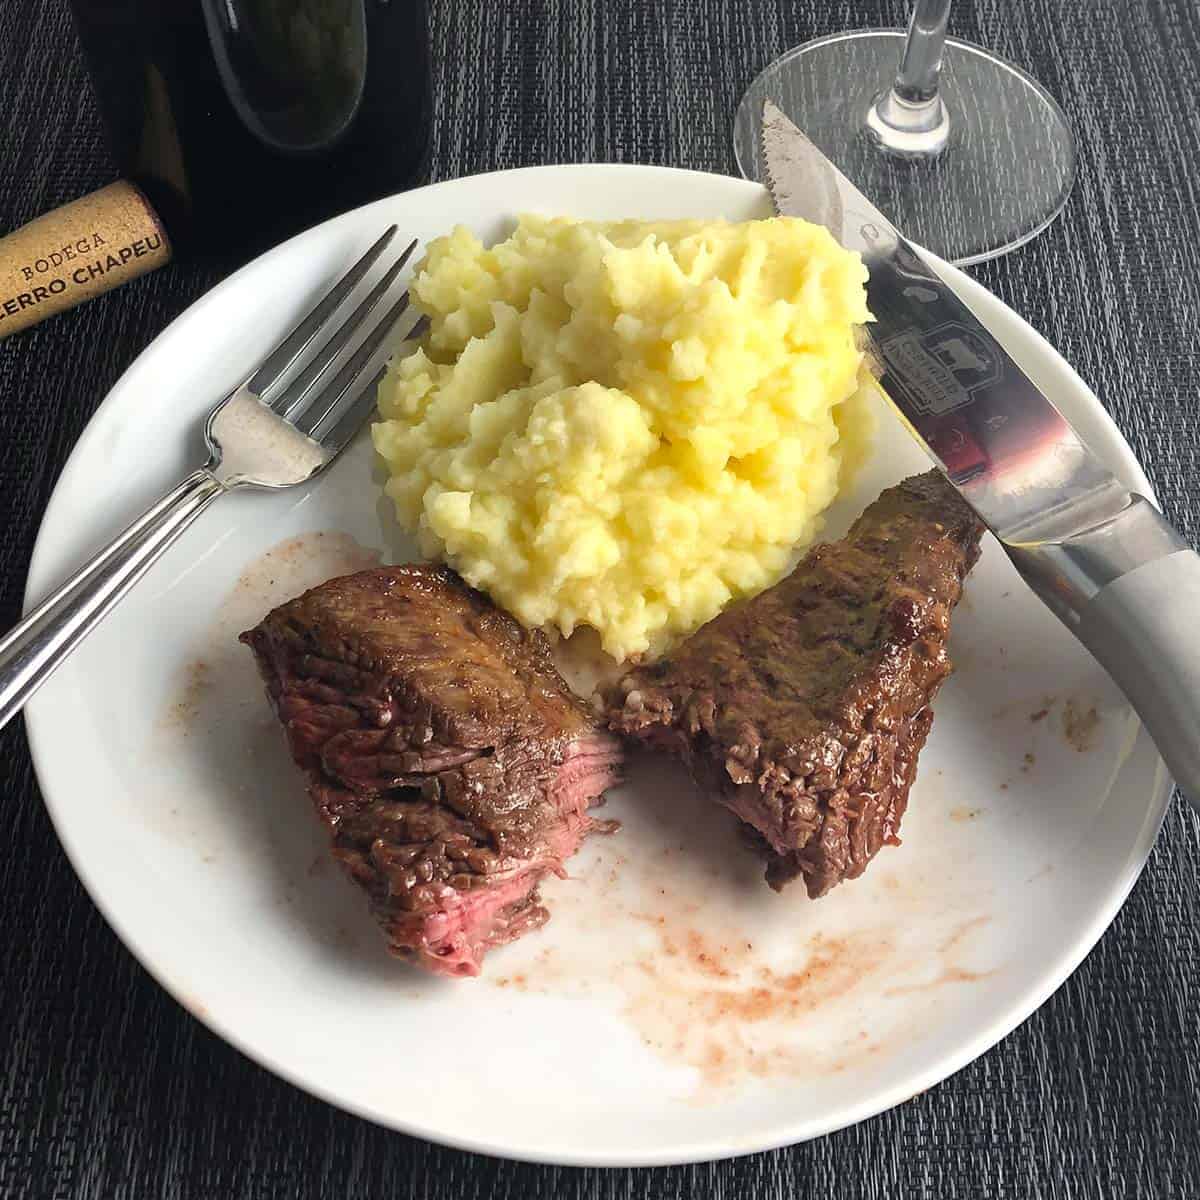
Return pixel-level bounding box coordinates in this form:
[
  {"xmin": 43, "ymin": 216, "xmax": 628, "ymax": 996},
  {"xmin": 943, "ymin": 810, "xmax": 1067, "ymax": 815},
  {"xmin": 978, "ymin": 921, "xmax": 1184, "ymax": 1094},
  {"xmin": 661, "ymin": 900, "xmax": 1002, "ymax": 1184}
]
[
  {"xmin": 241, "ymin": 565, "xmax": 622, "ymax": 977},
  {"xmin": 607, "ymin": 471, "xmax": 983, "ymax": 898}
]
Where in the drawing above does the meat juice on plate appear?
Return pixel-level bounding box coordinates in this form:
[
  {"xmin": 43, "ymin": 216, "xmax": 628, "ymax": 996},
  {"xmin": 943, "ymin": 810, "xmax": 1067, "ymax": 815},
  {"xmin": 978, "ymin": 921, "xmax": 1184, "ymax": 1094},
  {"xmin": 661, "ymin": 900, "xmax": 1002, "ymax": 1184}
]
[
  {"xmin": 149, "ymin": 532, "xmax": 392, "ymax": 959},
  {"xmin": 487, "ymin": 744, "xmax": 999, "ymax": 1096},
  {"xmin": 147, "ymin": 522, "xmax": 1130, "ymax": 1102},
  {"xmin": 157, "ymin": 520, "xmax": 999, "ymax": 1095}
]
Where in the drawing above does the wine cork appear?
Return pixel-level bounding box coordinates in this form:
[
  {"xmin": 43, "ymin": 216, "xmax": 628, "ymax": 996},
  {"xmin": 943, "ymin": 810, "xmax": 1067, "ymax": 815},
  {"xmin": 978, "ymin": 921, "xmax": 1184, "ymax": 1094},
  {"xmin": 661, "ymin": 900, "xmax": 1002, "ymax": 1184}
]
[{"xmin": 0, "ymin": 181, "xmax": 171, "ymax": 338}]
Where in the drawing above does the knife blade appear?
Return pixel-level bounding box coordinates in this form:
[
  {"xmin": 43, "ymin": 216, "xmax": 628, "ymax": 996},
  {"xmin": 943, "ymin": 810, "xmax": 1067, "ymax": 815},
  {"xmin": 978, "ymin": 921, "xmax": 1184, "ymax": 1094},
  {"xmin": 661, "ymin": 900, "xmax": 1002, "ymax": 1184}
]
[
  {"xmin": 761, "ymin": 98, "xmax": 1200, "ymax": 809},
  {"xmin": 763, "ymin": 99, "xmax": 1127, "ymax": 546}
]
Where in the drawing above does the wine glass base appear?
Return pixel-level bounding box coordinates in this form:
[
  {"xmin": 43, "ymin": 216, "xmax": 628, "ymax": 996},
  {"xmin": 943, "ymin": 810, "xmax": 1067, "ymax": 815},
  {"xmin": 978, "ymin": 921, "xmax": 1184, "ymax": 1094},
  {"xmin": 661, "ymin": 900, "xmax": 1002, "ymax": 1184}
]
[{"xmin": 733, "ymin": 30, "xmax": 1077, "ymax": 265}]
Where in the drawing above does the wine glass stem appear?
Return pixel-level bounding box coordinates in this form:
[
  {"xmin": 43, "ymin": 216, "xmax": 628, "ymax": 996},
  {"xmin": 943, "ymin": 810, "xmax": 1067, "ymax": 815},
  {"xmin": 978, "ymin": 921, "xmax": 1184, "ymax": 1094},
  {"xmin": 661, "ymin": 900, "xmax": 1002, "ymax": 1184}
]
[
  {"xmin": 866, "ymin": 0, "xmax": 952, "ymax": 158},
  {"xmin": 895, "ymin": 0, "xmax": 951, "ymax": 103}
]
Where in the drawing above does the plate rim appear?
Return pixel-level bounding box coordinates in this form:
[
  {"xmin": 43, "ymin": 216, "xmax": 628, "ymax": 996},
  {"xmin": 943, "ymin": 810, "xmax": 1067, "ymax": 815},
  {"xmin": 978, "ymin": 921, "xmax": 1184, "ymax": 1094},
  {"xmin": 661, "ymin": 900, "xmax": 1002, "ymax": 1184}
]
[{"xmin": 22, "ymin": 163, "xmax": 1174, "ymax": 1166}]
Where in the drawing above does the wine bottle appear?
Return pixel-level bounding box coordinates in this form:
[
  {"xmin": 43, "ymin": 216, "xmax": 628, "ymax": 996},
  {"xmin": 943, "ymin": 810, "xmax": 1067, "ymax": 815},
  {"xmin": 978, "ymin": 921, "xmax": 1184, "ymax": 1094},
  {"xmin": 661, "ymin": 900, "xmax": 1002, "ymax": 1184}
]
[{"xmin": 0, "ymin": 0, "xmax": 431, "ymax": 338}]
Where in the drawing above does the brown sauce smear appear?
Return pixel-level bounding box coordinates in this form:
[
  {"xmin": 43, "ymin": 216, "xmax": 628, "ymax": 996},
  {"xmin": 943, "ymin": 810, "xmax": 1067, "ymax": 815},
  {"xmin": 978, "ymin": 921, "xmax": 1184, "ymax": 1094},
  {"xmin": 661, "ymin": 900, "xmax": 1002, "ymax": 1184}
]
[
  {"xmin": 161, "ymin": 660, "xmax": 215, "ymax": 732},
  {"xmin": 492, "ymin": 809, "xmax": 996, "ymax": 1097},
  {"xmin": 1062, "ymin": 699, "xmax": 1101, "ymax": 752},
  {"xmin": 160, "ymin": 531, "xmax": 382, "ymax": 733},
  {"xmin": 157, "ymin": 532, "xmax": 999, "ymax": 1096}
]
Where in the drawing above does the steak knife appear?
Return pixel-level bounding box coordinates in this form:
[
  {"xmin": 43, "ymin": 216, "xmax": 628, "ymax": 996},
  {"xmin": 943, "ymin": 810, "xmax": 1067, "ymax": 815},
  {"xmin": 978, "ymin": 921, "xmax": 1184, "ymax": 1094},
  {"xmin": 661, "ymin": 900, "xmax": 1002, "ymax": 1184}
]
[{"xmin": 761, "ymin": 99, "xmax": 1200, "ymax": 811}]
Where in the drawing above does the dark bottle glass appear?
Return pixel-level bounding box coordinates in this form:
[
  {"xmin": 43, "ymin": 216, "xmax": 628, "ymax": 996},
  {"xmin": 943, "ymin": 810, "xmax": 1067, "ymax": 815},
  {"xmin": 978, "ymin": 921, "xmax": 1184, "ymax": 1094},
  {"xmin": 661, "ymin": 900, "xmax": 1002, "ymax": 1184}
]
[{"xmin": 68, "ymin": 0, "xmax": 432, "ymax": 267}]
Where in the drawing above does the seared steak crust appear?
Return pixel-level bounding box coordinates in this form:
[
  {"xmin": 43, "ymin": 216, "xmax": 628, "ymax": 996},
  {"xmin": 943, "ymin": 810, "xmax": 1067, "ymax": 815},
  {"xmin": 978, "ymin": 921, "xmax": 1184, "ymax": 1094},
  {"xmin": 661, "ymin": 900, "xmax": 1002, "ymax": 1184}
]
[
  {"xmin": 608, "ymin": 471, "xmax": 983, "ymax": 898},
  {"xmin": 242, "ymin": 565, "xmax": 621, "ymax": 976}
]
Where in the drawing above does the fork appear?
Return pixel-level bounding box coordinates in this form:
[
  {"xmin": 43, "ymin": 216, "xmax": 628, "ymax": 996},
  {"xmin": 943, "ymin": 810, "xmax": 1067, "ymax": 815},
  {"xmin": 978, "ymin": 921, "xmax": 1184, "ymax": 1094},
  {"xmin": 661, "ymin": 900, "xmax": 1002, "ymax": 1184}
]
[{"xmin": 0, "ymin": 226, "xmax": 422, "ymax": 731}]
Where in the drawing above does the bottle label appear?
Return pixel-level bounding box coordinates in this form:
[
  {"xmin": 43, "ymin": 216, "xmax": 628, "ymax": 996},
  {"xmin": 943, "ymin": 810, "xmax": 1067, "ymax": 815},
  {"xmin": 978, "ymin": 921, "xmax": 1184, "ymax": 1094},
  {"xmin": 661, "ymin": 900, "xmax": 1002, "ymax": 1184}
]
[{"xmin": 0, "ymin": 181, "xmax": 172, "ymax": 338}]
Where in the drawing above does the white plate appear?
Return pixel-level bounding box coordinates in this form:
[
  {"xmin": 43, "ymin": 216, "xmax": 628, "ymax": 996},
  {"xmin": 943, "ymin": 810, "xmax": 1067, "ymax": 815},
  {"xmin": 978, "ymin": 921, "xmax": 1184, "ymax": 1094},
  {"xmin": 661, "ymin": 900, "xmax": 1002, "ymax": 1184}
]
[{"xmin": 25, "ymin": 166, "xmax": 1171, "ymax": 1166}]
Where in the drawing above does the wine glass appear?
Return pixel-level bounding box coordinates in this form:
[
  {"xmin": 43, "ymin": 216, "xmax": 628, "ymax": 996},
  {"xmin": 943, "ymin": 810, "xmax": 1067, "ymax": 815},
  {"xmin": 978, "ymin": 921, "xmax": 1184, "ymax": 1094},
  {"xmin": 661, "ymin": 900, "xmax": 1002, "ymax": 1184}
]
[{"xmin": 732, "ymin": 0, "xmax": 1076, "ymax": 265}]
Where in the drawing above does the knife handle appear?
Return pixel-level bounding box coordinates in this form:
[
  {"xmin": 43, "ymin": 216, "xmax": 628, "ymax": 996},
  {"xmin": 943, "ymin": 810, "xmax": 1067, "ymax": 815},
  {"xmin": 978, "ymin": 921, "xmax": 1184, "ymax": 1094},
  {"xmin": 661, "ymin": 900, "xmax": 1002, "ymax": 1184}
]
[
  {"xmin": 1073, "ymin": 549, "xmax": 1200, "ymax": 811},
  {"xmin": 1007, "ymin": 498, "xmax": 1200, "ymax": 812}
]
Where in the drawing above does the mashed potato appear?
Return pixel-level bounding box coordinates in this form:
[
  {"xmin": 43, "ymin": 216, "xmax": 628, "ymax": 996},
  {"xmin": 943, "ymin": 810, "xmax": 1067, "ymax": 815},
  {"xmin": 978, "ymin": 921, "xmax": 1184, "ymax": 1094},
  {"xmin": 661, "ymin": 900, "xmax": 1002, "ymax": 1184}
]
[{"xmin": 372, "ymin": 214, "xmax": 873, "ymax": 661}]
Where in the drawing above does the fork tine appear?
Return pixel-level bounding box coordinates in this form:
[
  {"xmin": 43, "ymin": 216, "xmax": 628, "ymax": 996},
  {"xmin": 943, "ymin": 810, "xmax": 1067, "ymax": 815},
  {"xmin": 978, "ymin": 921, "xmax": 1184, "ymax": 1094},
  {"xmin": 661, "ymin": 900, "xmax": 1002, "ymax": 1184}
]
[
  {"xmin": 314, "ymin": 366, "xmax": 389, "ymax": 459},
  {"xmin": 295, "ymin": 292, "xmax": 415, "ymax": 440},
  {"xmin": 308, "ymin": 307, "xmax": 427, "ymax": 457},
  {"xmin": 269, "ymin": 238, "xmax": 418, "ymax": 421},
  {"xmin": 314, "ymin": 305, "xmax": 425, "ymax": 456},
  {"xmin": 247, "ymin": 225, "xmax": 398, "ymax": 397}
]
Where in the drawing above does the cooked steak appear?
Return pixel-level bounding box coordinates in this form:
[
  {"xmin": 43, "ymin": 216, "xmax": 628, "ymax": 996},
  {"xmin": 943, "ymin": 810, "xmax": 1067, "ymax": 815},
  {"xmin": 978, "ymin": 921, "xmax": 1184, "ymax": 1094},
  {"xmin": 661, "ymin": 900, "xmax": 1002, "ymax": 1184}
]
[
  {"xmin": 241, "ymin": 565, "xmax": 622, "ymax": 977},
  {"xmin": 608, "ymin": 471, "xmax": 983, "ymax": 898}
]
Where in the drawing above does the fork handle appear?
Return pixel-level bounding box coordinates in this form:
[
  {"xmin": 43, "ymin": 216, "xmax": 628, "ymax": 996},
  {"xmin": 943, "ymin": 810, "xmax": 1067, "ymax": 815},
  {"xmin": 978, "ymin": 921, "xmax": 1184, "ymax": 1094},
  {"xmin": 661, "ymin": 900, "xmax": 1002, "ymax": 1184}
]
[{"xmin": 0, "ymin": 468, "xmax": 225, "ymax": 731}]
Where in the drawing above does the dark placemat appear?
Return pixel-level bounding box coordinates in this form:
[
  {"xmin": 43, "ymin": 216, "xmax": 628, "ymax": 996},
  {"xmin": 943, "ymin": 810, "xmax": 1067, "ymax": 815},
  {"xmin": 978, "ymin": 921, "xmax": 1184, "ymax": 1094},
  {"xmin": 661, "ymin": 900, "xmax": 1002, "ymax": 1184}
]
[{"xmin": 1, "ymin": 1, "xmax": 1197, "ymax": 1196}]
